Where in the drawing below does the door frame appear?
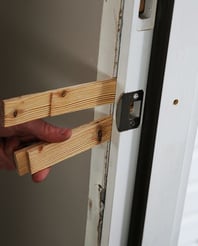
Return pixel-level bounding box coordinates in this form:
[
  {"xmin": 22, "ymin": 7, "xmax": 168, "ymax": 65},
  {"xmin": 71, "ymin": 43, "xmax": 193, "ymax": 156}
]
[{"xmin": 85, "ymin": 0, "xmax": 158, "ymax": 245}]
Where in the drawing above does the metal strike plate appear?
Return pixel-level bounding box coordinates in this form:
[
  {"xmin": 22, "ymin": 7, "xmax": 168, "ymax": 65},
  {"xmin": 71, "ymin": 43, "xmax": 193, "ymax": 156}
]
[{"xmin": 116, "ymin": 90, "xmax": 144, "ymax": 132}]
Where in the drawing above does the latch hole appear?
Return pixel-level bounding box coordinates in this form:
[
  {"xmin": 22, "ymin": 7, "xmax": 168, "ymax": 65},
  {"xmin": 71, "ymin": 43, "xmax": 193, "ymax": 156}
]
[
  {"xmin": 139, "ymin": 0, "xmax": 145, "ymax": 15},
  {"xmin": 129, "ymin": 101, "xmax": 134, "ymax": 114},
  {"xmin": 129, "ymin": 100, "xmax": 141, "ymax": 119},
  {"xmin": 139, "ymin": 0, "xmax": 154, "ymax": 19}
]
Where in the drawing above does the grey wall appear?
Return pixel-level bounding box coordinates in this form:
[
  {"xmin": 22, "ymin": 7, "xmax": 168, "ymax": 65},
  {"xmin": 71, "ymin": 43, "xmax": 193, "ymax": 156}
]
[{"xmin": 0, "ymin": 1, "xmax": 103, "ymax": 245}]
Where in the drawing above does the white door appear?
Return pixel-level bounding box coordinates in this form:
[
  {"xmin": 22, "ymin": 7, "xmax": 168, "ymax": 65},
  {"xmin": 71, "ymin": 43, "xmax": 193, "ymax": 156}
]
[{"xmin": 140, "ymin": 0, "xmax": 198, "ymax": 246}]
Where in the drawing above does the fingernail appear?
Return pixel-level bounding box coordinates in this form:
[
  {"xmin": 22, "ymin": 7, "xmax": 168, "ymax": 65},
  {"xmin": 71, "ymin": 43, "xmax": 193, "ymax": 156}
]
[{"xmin": 60, "ymin": 128, "xmax": 72, "ymax": 138}]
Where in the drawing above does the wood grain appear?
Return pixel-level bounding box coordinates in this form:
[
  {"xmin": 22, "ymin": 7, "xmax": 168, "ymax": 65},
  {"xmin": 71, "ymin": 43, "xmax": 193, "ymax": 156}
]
[
  {"xmin": 50, "ymin": 79, "xmax": 116, "ymax": 116},
  {"xmin": 0, "ymin": 92, "xmax": 50, "ymax": 127},
  {"xmin": 0, "ymin": 78, "xmax": 116, "ymax": 127},
  {"xmin": 14, "ymin": 116, "xmax": 113, "ymax": 175},
  {"xmin": 15, "ymin": 143, "xmax": 44, "ymax": 176}
]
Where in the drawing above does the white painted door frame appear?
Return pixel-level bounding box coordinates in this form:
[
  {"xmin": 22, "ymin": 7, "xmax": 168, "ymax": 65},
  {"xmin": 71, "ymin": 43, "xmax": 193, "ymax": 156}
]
[{"xmin": 85, "ymin": 0, "xmax": 157, "ymax": 245}]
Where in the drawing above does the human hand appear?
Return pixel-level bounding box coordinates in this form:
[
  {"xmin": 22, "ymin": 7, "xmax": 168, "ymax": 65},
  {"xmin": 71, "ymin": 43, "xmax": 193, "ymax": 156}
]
[{"xmin": 0, "ymin": 120, "xmax": 72, "ymax": 182}]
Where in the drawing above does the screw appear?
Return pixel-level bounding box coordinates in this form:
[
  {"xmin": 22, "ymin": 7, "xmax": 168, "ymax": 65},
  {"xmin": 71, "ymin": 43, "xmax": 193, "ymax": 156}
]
[
  {"xmin": 130, "ymin": 120, "xmax": 136, "ymax": 127},
  {"xmin": 133, "ymin": 93, "xmax": 139, "ymax": 100}
]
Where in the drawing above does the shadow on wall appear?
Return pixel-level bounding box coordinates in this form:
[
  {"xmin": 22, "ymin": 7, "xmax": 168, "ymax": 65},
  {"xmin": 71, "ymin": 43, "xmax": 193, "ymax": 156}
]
[
  {"xmin": 0, "ymin": 1, "xmax": 103, "ymax": 246},
  {"xmin": 0, "ymin": 0, "xmax": 103, "ymax": 97}
]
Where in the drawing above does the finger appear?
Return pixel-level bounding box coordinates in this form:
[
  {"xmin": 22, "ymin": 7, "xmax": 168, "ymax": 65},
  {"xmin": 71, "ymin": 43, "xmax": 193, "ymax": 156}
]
[
  {"xmin": 4, "ymin": 137, "xmax": 21, "ymax": 170},
  {"xmin": 0, "ymin": 126, "xmax": 17, "ymax": 138},
  {"xmin": 0, "ymin": 139, "xmax": 6, "ymax": 169},
  {"xmin": 32, "ymin": 168, "xmax": 51, "ymax": 183},
  {"xmin": 15, "ymin": 120, "xmax": 72, "ymax": 143},
  {"xmin": 0, "ymin": 138, "xmax": 18, "ymax": 170}
]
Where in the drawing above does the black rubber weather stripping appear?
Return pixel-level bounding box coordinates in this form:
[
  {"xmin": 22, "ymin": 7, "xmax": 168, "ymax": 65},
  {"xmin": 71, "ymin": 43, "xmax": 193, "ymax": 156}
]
[{"xmin": 127, "ymin": 1, "xmax": 175, "ymax": 245}]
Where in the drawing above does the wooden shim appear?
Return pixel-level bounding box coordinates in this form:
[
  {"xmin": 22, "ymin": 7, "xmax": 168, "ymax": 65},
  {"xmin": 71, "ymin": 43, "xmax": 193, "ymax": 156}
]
[
  {"xmin": 0, "ymin": 79, "xmax": 116, "ymax": 127},
  {"xmin": 14, "ymin": 147, "xmax": 29, "ymax": 176},
  {"xmin": 50, "ymin": 79, "xmax": 116, "ymax": 116},
  {"xmin": 15, "ymin": 143, "xmax": 44, "ymax": 176},
  {"xmin": 14, "ymin": 116, "xmax": 113, "ymax": 175},
  {"xmin": 0, "ymin": 92, "xmax": 50, "ymax": 127}
]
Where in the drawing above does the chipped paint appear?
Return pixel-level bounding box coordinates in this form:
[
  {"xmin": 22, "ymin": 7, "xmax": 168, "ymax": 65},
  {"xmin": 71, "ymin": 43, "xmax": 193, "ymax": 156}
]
[
  {"xmin": 97, "ymin": 184, "xmax": 106, "ymax": 245},
  {"xmin": 96, "ymin": 2, "xmax": 125, "ymax": 244},
  {"xmin": 113, "ymin": 0, "xmax": 125, "ymax": 77},
  {"xmin": 84, "ymin": 0, "xmax": 125, "ymax": 245}
]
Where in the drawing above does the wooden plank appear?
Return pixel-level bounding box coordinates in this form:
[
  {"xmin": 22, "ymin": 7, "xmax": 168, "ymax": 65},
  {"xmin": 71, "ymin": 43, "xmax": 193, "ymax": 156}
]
[
  {"xmin": 14, "ymin": 143, "xmax": 43, "ymax": 176},
  {"xmin": 14, "ymin": 146, "xmax": 29, "ymax": 175},
  {"xmin": 14, "ymin": 116, "xmax": 113, "ymax": 175},
  {"xmin": 0, "ymin": 79, "xmax": 116, "ymax": 127},
  {"xmin": 50, "ymin": 78, "xmax": 116, "ymax": 116},
  {"xmin": 0, "ymin": 92, "xmax": 50, "ymax": 127}
]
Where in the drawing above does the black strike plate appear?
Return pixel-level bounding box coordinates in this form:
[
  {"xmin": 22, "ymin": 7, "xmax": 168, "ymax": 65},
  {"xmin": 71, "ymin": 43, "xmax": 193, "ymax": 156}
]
[{"xmin": 116, "ymin": 90, "xmax": 144, "ymax": 132}]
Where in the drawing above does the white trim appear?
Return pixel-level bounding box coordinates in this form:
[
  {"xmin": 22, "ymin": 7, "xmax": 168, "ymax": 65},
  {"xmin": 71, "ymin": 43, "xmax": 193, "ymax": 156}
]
[
  {"xmin": 84, "ymin": 0, "xmax": 122, "ymax": 245},
  {"xmin": 101, "ymin": 0, "xmax": 156, "ymax": 245},
  {"xmin": 85, "ymin": 0, "xmax": 157, "ymax": 244}
]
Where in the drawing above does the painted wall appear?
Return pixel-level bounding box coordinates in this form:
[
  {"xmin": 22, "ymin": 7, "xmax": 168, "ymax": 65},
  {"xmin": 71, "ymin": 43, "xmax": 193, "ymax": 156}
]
[{"xmin": 0, "ymin": 1, "xmax": 103, "ymax": 245}]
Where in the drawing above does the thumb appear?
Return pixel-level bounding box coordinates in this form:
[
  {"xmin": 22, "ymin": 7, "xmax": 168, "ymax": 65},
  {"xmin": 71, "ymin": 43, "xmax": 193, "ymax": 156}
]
[{"xmin": 16, "ymin": 120, "xmax": 72, "ymax": 143}]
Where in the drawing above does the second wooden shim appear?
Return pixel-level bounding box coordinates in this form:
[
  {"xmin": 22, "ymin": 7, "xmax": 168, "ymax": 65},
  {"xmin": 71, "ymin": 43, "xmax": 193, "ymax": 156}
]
[{"xmin": 15, "ymin": 116, "xmax": 113, "ymax": 175}]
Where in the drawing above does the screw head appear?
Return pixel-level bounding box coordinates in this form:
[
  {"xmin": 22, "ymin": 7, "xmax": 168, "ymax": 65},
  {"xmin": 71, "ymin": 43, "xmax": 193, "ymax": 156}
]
[
  {"xmin": 130, "ymin": 119, "xmax": 136, "ymax": 127},
  {"xmin": 133, "ymin": 93, "xmax": 139, "ymax": 100}
]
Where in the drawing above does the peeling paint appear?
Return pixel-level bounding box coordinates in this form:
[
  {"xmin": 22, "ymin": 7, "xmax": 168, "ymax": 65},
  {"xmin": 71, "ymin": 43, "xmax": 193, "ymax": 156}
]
[
  {"xmin": 97, "ymin": 184, "xmax": 106, "ymax": 245},
  {"xmin": 84, "ymin": 0, "xmax": 125, "ymax": 245},
  {"xmin": 113, "ymin": 0, "xmax": 125, "ymax": 77},
  {"xmin": 96, "ymin": 1, "xmax": 125, "ymax": 244}
]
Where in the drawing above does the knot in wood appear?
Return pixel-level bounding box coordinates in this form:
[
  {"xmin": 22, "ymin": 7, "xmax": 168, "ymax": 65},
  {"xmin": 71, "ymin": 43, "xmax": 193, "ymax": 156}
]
[
  {"xmin": 61, "ymin": 90, "xmax": 67, "ymax": 97},
  {"xmin": 97, "ymin": 129, "xmax": 103, "ymax": 142},
  {"xmin": 13, "ymin": 110, "xmax": 18, "ymax": 118}
]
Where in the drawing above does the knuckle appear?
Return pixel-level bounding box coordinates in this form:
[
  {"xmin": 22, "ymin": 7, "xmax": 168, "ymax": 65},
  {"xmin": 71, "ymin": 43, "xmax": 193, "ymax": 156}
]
[{"xmin": 0, "ymin": 142, "xmax": 15, "ymax": 170}]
